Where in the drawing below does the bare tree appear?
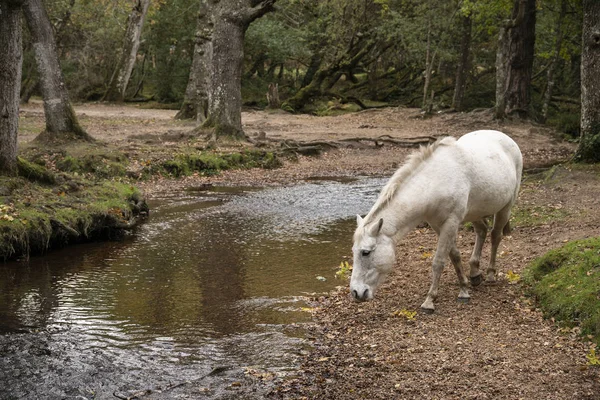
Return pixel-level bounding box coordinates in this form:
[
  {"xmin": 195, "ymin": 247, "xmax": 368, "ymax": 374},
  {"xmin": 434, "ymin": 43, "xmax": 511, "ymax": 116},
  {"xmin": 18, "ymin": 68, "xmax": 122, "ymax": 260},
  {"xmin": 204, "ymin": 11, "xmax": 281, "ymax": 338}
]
[
  {"xmin": 176, "ymin": 0, "xmax": 214, "ymax": 121},
  {"xmin": 203, "ymin": 0, "xmax": 276, "ymax": 140},
  {"xmin": 575, "ymin": 0, "xmax": 600, "ymax": 162},
  {"xmin": 102, "ymin": 0, "xmax": 151, "ymax": 102},
  {"xmin": 22, "ymin": 0, "xmax": 91, "ymax": 141},
  {"xmin": 0, "ymin": 0, "xmax": 23, "ymax": 175}
]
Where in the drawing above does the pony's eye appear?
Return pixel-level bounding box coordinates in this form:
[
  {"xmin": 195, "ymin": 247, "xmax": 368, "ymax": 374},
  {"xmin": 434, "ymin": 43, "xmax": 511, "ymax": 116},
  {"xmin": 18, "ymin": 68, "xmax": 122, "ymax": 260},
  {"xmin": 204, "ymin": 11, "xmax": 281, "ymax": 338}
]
[{"xmin": 361, "ymin": 250, "xmax": 371, "ymax": 257}]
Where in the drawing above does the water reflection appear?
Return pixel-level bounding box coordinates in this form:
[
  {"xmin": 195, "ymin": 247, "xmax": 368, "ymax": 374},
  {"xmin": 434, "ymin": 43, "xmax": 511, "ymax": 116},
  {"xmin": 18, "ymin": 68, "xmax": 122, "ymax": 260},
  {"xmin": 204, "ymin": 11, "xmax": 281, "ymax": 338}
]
[{"xmin": 0, "ymin": 177, "xmax": 384, "ymax": 398}]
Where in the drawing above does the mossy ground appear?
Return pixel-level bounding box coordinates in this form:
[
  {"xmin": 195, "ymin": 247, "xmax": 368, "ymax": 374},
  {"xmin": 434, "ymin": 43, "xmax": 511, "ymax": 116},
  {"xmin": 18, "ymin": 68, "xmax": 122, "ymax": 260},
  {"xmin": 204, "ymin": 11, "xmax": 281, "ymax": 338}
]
[
  {"xmin": 0, "ymin": 170, "xmax": 146, "ymax": 260},
  {"xmin": 524, "ymin": 237, "xmax": 600, "ymax": 345},
  {"xmin": 3, "ymin": 138, "xmax": 283, "ymax": 261}
]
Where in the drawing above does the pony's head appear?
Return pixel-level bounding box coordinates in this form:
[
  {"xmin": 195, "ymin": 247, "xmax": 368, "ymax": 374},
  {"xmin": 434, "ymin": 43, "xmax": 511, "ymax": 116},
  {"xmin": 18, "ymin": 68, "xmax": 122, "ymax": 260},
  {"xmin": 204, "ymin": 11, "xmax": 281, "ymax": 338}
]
[{"xmin": 350, "ymin": 215, "xmax": 395, "ymax": 302}]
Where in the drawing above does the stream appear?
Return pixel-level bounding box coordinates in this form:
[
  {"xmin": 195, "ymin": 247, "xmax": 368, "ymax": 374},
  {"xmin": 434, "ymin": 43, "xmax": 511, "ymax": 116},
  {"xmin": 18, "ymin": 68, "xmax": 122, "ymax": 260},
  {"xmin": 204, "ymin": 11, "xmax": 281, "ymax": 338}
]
[{"xmin": 0, "ymin": 176, "xmax": 385, "ymax": 399}]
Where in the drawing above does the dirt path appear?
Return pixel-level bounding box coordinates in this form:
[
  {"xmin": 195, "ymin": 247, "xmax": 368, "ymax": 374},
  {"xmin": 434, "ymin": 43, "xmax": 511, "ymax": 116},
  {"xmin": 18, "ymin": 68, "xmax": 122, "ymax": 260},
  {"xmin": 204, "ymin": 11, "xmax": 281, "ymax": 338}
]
[{"xmin": 18, "ymin": 102, "xmax": 600, "ymax": 398}]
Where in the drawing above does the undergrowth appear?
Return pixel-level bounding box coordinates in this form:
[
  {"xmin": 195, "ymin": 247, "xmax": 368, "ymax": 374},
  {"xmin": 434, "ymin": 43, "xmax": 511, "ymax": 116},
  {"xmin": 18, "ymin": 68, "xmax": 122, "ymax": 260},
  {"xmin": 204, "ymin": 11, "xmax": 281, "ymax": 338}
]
[{"xmin": 524, "ymin": 237, "xmax": 600, "ymax": 345}]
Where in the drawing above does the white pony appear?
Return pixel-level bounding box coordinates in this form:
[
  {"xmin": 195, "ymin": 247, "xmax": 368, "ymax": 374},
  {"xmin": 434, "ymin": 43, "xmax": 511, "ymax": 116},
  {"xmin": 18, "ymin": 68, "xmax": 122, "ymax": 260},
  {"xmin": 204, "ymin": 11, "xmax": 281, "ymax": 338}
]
[{"xmin": 350, "ymin": 130, "xmax": 522, "ymax": 313}]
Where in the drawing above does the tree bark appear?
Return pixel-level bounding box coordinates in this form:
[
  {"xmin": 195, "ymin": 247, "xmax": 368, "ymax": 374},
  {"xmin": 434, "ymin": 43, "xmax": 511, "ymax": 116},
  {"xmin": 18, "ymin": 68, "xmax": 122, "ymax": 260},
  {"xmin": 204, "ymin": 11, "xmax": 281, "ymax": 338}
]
[
  {"xmin": 301, "ymin": 53, "xmax": 322, "ymax": 88},
  {"xmin": 266, "ymin": 83, "xmax": 280, "ymax": 108},
  {"xmin": 176, "ymin": 0, "xmax": 213, "ymax": 121},
  {"xmin": 452, "ymin": 13, "xmax": 472, "ymax": 111},
  {"xmin": 575, "ymin": 0, "xmax": 600, "ymax": 162},
  {"xmin": 203, "ymin": 0, "xmax": 275, "ymax": 139},
  {"xmin": 422, "ymin": 10, "xmax": 435, "ymax": 110},
  {"xmin": 504, "ymin": 0, "xmax": 536, "ymax": 118},
  {"xmin": 22, "ymin": 0, "xmax": 91, "ymax": 141},
  {"xmin": 0, "ymin": 0, "xmax": 23, "ymax": 175},
  {"xmin": 495, "ymin": 0, "xmax": 525, "ymax": 119},
  {"xmin": 102, "ymin": 0, "xmax": 151, "ymax": 102},
  {"xmin": 496, "ymin": 0, "xmax": 535, "ymax": 119},
  {"xmin": 541, "ymin": 0, "xmax": 567, "ymax": 123}
]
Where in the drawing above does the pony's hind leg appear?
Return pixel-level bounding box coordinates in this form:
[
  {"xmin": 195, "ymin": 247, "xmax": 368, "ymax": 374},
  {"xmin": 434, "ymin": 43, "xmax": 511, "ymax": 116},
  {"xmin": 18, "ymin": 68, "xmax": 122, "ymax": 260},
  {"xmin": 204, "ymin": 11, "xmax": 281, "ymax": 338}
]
[
  {"xmin": 469, "ymin": 219, "xmax": 488, "ymax": 286},
  {"xmin": 487, "ymin": 205, "xmax": 512, "ymax": 283},
  {"xmin": 449, "ymin": 245, "xmax": 470, "ymax": 302}
]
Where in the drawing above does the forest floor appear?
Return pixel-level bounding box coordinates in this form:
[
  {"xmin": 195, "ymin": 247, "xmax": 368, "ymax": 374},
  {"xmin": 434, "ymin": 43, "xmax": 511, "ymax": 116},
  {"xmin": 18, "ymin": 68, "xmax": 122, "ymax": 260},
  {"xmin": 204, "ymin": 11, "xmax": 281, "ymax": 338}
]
[{"xmin": 18, "ymin": 101, "xmax": 600, "ymax": 398}]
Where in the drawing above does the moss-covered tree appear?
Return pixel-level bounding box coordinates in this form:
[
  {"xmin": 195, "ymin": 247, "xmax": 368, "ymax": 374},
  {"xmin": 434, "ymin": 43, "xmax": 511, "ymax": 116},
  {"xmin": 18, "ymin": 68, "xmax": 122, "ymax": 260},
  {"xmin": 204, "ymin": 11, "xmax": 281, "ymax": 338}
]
[
  {"xmin": 575, "ymin": 0, "xmax": 600, "ymax": 162},
  {"xmin": 22, "ymin": 0, "xmax": 92, "ymax": 142}
]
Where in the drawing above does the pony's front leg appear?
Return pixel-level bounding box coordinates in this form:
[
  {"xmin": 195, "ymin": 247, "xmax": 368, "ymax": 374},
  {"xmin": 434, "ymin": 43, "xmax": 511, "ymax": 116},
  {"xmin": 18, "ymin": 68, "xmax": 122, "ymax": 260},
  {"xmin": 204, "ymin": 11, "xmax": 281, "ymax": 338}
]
[{"xmin": 421, "ymin": 221, "xmax": 459, "ymax": 313}]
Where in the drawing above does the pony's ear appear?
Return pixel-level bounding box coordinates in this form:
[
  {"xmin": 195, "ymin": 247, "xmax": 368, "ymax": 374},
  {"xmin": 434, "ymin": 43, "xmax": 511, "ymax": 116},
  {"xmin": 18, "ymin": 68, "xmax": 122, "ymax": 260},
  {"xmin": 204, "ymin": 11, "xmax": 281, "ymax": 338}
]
[
  {"xmin": 368, "ymin": 218, "xmax": 384, "ymax": 236},
  {"xmin": 356, "ymin": 214, "xmax": 364, "ymax": 226}
]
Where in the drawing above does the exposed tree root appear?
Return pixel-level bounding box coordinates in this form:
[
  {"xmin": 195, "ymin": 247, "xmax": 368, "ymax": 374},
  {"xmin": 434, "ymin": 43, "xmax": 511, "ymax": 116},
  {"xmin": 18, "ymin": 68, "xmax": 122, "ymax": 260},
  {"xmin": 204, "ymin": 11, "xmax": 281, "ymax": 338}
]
[{"xmin": 248, "ymin": 134, "xmax": 442, "ymax": 156}]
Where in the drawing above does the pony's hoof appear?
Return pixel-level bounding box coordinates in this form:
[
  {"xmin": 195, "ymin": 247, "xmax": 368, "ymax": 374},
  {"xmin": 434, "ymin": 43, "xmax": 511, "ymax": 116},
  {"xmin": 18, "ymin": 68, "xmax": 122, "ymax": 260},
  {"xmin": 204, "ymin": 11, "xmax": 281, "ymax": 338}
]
[
  {"xmin": 420, "ymin": 307, "xmax": 435, "ymax": 315},
  {"xmin": 457, "ymin": 297, "xmax": 470, "ymax": 304},
  {"xmin": 470, "ymin": 274, "xmax": 483, "ymax": 286}
]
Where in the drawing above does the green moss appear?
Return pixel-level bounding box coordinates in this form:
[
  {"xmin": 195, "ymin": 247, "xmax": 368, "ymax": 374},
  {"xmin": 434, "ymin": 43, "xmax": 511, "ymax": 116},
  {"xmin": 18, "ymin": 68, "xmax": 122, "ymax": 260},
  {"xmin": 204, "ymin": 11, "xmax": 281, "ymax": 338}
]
[
  {"xmin": 0, "ymin": 177, "xmax": 147, "ymax": 260},
  {"xmin": 17, "ymin": 157, "xmax": 55, "ymax": 184},
  {"xmin": 154, "ymin": 150, "xmax": 282, "ymax": 177},
  {"xmin": 524, "ymin": 237, "xmax": 600, "ymax": 345},
  {"xmin": 56, "ymin": 154, "xmax": 127, "ymax": 178}
]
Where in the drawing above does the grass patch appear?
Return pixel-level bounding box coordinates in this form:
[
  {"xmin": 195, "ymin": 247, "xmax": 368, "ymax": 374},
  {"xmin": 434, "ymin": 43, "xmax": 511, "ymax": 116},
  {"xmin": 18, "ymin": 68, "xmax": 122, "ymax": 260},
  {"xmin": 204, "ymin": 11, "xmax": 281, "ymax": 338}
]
[
  {"xmin": 524, "ymin": 237, "xmax": 600, "ymax": 345},
  {"xmin": 511, "ymin": 204, "xmax": 570, "ymax": 227}
]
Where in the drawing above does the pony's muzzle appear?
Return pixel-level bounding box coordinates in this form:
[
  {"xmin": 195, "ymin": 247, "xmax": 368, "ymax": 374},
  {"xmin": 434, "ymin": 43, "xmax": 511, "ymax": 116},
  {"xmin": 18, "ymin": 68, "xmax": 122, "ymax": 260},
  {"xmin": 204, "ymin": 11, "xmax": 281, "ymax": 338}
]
[{"xmin": 351, "ymin": 288, "xmax": 370, "ymax": 302}]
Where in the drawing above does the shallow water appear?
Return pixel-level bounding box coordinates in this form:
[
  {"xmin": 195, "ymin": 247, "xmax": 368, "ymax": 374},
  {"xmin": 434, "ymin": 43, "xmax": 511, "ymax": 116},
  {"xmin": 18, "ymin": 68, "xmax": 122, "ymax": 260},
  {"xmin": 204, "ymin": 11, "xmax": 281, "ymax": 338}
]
[{"xmin": 0, "ymin": 176, "xmax": 385, "ymax": 399}]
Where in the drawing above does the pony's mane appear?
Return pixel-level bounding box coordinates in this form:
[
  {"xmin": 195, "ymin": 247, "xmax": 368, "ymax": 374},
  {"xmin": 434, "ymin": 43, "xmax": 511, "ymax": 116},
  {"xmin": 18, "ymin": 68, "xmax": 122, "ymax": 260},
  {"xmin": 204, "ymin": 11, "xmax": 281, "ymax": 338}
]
[{"xmin": 361, "ymin": 136, "xmax": 456, "ymax": 227}]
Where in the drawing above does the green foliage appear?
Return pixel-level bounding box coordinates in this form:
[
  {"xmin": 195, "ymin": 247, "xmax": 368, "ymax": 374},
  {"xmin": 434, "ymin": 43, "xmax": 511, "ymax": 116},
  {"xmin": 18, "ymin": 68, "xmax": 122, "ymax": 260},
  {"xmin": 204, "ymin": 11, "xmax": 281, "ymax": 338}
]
[
  {"xmin": 335, "ymin": 261, "xmax": 352, "ymax": 280},
  {"xmin": 16, "ymin": 0, "xmax": 586, "ymax": 114},
  {"xmin": 587, "ymin": 347, "xmax": 600, "ymax": 366},
  {"xmin": 144, "ymin": 0, "xmax": 196, "ymax": 103},
  {"xmin": 549, "ymin": 111, "xmax": 581, "ymax": 138},
  {"xmin": 524, "ymin": 237, "xmax": 600, "ymax": 345}
]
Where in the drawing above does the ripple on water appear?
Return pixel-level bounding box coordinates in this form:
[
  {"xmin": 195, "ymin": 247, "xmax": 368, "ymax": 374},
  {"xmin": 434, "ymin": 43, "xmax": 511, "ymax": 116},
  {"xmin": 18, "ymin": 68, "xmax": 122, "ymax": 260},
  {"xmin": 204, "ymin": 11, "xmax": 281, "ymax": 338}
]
[{"xmin": 0, "ymin": 177, "xmax": 385, "ymax": 398}]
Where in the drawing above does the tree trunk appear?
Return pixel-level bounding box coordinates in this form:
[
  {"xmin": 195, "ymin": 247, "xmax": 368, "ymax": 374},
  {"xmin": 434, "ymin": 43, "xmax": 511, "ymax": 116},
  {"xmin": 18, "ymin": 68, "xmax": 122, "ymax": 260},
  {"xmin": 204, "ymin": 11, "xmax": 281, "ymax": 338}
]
[
  {"xmin": 575, "ymin": 0, "xmax": 600, "ymax": 162},
  {"xmin": 495, "ymin": 0, "xmax": 525, "ymax": 119},
  {"xmin": 204, "ymin": 15, "xmax": 246, "ymax": 139},
  {"xmin": 266, "ymin": 83, "xmax": 280, "ymax": 108},
  {"xmin": 302, "ymin": 53, "xmax": 322, "ymax": 88},
  {"xmin": 452, "ymin": 13, "xmax": 472, "ymax": 111},
  {"xmin": 422, "ymin": 11, "xmax": 433, "ymax": 109},
  {"xmin": 541, "ymin": 0, "xmax": 567, "ymax": 123},
  {"xmin": 22, "ymin": 0, "xmax": 91, "ymax": 141},
  {"xmin": 504, "ymin": 0, "xmax": 536, "ymax": 118},
  {"xmin": 203, "ymin": 0, "xmax": 275, "ymax": 139},
  {"xmin": 102, "ymin": 0, "xmax": 151, "ymax": 102},
  {"xmin": 176, "ymin": 0, "xmax": 213, "ymax": 121},
  {"xmin": 0, "ymin": 0, "xmax": 22, "ymax": 175}
]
